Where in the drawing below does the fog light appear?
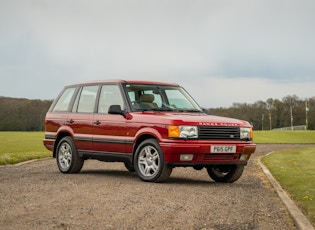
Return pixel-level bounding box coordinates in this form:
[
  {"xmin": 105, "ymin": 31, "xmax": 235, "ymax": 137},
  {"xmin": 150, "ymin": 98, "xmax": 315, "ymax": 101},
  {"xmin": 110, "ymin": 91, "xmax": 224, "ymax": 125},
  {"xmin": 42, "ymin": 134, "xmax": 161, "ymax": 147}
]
[
  {"xmin": 180, "ymin": 154, "xmax": 193, "ymax": 161},
  {"xmin": 240, "ymin": 154, "xmax": 250, "ymax": 161}
]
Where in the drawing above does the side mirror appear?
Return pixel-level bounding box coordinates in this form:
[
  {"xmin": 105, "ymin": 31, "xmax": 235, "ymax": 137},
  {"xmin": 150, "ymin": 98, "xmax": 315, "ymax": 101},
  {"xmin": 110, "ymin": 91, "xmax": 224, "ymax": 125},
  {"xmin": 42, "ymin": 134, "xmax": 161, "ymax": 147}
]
[{"xmin": 108, "ymin": 105, "xmax": 127, "ymax": 116}]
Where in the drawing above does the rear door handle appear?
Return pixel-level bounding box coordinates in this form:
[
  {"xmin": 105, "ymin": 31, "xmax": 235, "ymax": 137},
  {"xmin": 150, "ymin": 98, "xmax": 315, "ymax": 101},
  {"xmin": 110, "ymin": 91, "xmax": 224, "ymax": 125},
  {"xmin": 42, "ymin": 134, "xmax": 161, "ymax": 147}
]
[{"xmin": 93, "ymin": 120, "xmax": 101, "ymax": 125}]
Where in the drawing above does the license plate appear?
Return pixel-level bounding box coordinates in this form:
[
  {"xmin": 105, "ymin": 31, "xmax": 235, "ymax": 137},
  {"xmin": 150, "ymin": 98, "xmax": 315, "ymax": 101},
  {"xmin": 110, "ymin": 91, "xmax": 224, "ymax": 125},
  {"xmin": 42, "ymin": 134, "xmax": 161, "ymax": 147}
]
[{"xmin": 210, "ymin": 145, "xmax": 236, "ymax": 153}]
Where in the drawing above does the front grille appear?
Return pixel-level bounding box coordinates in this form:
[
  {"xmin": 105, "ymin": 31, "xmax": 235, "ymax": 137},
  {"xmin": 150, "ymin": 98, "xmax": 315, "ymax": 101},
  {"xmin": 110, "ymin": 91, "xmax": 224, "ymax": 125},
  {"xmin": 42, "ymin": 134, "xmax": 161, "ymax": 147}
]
[{"xmin": 198, "ymin": 126, "xmax": 240, "ymax": 140}]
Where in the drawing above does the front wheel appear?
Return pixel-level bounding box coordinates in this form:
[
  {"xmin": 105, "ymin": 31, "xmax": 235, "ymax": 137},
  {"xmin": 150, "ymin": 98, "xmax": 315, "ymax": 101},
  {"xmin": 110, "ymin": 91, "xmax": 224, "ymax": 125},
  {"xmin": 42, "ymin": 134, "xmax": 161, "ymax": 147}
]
[
  {"xmin": 207, "ymin": 165, "xmax": 244, "ymax": 183},
  {"xmin": 56, "ymin": 136, "xmax": 84, "ymax": 173},
  {"xmin": 134, "ymin": 139, "xmax": 172, "ymax": 182}
]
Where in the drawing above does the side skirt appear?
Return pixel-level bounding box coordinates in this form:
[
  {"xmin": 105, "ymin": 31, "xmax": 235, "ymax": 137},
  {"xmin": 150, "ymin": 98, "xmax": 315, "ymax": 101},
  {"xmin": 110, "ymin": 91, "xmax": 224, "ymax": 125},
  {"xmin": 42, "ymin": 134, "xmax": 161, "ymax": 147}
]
[{"xmin": 78, "ymin": 150, "xmax": 132, "ymax": 163}]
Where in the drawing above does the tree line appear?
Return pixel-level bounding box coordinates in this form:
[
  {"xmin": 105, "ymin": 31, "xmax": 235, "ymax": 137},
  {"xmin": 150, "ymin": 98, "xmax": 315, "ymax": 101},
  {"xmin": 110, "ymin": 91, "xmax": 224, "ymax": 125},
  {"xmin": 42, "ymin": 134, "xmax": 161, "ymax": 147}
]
[
  {"xmin": 0, "ymin": 97, "xmax": 52, "ymax": 131},
  {"xmin": 208, "ymin": 95, "xmax": 315, "ymax": 130},
  {"xmin": 1, "ymin": 95, "xmax": 314, "ymax": 131}
]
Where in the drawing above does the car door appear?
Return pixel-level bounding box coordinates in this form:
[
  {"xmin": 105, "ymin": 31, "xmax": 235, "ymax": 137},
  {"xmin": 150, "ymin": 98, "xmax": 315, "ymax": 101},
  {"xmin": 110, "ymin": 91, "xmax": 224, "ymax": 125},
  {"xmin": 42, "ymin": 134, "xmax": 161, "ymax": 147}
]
[
  {"xmin": 92, "ymin": 84, "xmax": 129, "ymax": 154},
  {"xmin": 67, "ymin": 85, "xmax": 99, "ymax": 152}
]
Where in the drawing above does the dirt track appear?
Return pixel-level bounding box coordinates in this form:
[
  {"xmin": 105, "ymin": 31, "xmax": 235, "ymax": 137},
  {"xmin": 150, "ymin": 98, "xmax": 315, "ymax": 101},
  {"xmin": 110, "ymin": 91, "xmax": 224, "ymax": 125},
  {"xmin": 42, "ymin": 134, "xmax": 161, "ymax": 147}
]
[{"xmin": 0, "ymin": 144, "xmax": 307, "ymax": 229}]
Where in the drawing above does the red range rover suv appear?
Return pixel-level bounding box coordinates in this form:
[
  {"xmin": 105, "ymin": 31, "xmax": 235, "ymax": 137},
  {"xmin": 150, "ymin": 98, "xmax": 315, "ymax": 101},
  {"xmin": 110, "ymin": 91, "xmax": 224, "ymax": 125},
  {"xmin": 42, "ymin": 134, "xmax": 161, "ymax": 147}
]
[{"xmin": 43, "ymin": 80, "xmax": 256, "ymax": 183}]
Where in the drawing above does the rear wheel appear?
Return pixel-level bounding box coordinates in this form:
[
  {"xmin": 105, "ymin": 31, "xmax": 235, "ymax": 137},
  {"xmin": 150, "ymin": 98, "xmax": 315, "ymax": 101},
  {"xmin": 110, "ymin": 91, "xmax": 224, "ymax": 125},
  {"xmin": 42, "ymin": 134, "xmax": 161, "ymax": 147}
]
[
  {"xmin": 134, "ymin": 139, "xmax": 172, "ymax": 182},
  {"xmin": 56, "ymin": 136, "xmax": 84, "ymax": 173},
  {"xmin": 124, "ymin": 162, "xmax": 135, "ymax": 172},
  {"xmin": 207, "ymin": 165, "xmax": 244, "ymax": 183}
]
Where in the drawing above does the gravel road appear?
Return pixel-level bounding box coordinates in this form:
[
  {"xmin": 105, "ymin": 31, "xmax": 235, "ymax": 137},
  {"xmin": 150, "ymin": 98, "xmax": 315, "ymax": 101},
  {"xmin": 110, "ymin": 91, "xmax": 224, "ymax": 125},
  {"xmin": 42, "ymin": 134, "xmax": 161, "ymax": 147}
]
[{"xmin": 0, "ymin": 144, "xmax": 307, "ymax": 229}]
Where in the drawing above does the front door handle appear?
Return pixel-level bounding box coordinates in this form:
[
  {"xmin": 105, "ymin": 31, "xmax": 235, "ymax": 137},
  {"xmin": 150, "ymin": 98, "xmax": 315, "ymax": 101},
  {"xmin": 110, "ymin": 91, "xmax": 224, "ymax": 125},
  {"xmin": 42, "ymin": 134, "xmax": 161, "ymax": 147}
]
[{"xmin": 67, "ymin": 119, "xmax": 74, "ymax": 124}]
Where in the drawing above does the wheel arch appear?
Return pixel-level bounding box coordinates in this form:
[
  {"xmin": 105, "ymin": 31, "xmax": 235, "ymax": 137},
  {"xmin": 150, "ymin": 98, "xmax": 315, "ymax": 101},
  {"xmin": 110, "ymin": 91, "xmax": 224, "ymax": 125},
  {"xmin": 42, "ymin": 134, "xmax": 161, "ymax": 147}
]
[
  {"xmin": 53, "ymin": 131, "xmax": 73, "ymax": 158},
  {"xmin": 132, "ymin": 126, "xmax": 164, "ymax": 156},
  {"xmin": 132, "ymin": 136, "xmax": 172, "ymax": 182},
  {"xmin": 132, "ymin": 134, "xmax": 158, "ymax": 164}
]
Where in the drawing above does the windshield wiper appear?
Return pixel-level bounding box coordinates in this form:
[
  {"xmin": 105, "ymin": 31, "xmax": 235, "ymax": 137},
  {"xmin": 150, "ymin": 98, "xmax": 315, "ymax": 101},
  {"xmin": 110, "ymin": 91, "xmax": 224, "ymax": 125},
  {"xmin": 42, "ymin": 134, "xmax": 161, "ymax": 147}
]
[
  {"xmin": 134, "ymin": 108, "xmax": 150, "ymax": 112},
  {"xmin": 175, "ymin": 109, "xmax": 202, "ymax": 113},
  {"xmin": 151, "ymin": 108, "xmax": 174, "ymax": 112},
  {"xmin": 186, "ymin": 109, "xmax": 203, "ymax": 112}
]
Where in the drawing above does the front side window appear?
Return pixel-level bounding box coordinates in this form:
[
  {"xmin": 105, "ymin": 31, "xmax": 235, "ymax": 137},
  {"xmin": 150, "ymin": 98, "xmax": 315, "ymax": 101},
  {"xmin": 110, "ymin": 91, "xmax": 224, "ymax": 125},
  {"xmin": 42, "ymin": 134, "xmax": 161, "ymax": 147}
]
[
  {"xmin": 98, "ymin": 85, "xmax": 125, "ymax": 113},
  {"xmin": 52, "ymin": 87, "xmax": 76, "ymax": 112}
]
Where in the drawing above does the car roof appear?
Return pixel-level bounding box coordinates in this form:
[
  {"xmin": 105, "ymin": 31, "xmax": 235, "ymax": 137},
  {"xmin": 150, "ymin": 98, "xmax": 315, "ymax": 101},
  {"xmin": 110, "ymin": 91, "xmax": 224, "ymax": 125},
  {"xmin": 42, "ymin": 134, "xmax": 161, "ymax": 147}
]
[{"xmin": 66, "ymin": 79, "xmax": 179, "ymax": 87}]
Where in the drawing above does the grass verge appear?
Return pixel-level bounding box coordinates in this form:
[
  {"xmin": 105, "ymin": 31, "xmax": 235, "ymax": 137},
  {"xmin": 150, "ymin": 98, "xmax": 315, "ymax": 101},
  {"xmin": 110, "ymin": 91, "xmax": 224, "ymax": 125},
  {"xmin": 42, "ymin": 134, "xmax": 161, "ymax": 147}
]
[
  {"xmin": 261, "ymin": 147, "xmax": 315, "ymax": 226},
  {"xmin": 0, "ymin": 132, "xmax": 51, "ymax": 165}
]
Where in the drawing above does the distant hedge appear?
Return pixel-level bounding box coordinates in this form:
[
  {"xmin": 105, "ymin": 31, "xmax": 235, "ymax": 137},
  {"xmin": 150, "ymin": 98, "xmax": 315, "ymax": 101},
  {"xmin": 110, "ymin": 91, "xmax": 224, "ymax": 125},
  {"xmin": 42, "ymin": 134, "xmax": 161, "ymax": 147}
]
[
  {"xmin": 208, "ymin": 95, "xmax": 315, "ymax": 130},
  {"xmin": 0, "ymin": 97, "xmax": 52, "ymax": 131}
]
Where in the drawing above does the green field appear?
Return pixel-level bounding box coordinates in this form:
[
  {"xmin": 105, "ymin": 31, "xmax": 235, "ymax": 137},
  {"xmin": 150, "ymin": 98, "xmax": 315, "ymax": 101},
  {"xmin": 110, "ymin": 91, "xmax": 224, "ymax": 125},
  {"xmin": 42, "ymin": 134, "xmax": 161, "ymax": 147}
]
[
  {"xmin": 254, "ymin": 130, "xmax": 315, "ymax": 144},
  {"xmin": 0, "ymin": 132, "xmax": 51, "ymax": 165}
]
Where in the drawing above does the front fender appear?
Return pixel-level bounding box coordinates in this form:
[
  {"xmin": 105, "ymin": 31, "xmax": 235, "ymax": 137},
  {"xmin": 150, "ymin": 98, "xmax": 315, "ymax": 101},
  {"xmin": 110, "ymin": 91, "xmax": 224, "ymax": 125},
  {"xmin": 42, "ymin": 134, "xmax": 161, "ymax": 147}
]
[{"xmin": 133, "ymin": 126, "xmax": 166, "ymax": 143}]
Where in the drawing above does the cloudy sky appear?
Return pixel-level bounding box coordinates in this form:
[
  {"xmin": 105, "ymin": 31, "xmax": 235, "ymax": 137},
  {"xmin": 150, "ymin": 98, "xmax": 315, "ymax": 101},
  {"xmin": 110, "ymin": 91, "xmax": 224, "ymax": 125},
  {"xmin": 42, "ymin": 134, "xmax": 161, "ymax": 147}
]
[{"xmin": 1, "ymin": 0, "xmax": 315, "ymax": 108}]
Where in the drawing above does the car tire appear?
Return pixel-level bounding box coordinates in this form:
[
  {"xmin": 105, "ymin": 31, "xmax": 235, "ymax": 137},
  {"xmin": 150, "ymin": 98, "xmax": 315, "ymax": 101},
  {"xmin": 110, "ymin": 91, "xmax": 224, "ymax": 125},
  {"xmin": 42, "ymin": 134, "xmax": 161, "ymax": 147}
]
[
  {"xmin": 134, "ymin": 139, "xmax": 172, "ymax": 182},
  {"xmin": 206, "ymin": 165, "xmax": 244, "ymax": 183},
  {"xmin": 124, "ymin": 162, "xmax": 135, "ymax": 172},
  {"xmin": 56, "ymin": 136, "xmax": 84, "ymax": 173}
]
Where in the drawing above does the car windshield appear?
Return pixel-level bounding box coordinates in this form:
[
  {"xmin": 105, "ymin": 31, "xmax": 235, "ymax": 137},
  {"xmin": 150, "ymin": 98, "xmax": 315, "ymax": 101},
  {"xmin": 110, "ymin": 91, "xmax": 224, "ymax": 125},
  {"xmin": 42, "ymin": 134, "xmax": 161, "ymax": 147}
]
[{"xmin": 125, "ymin": 84, "xmax": 203, "ymax": 112}]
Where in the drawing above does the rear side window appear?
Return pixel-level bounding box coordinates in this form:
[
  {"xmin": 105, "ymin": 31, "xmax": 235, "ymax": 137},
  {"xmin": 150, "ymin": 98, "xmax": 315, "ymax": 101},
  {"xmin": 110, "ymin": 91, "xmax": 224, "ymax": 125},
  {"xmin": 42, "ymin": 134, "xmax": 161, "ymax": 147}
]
[
  {"xmin": 52, "ymin": 87, "xmax": 76, "ymax": 112},
  {"xmin": 76, "ymin": 85, "xmax": 99, "ymax": 113}
]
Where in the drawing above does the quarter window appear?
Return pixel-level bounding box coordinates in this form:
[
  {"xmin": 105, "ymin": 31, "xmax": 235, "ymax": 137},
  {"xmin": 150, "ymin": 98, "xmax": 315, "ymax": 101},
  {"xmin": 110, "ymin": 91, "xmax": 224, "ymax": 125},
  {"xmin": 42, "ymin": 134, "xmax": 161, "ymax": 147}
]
[{"xmin": 52, "ymin": 87, "xmax": 76, "ymax": 112}]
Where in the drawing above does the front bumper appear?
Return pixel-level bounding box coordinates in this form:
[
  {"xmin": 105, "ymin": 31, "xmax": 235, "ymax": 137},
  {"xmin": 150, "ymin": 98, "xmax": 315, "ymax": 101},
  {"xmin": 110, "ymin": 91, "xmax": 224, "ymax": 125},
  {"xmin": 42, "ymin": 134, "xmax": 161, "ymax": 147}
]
[{"xmin": 160, "ymin": 140, "xmax": 256, "ymax": 166}]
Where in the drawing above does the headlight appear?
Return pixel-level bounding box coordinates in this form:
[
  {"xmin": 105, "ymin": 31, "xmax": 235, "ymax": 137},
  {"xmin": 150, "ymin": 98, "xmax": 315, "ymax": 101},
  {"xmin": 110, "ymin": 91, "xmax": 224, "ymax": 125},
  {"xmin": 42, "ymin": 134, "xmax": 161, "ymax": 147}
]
[
  {"xmin": 168, "ymin": 125, "xmax": 198, "ymax": 138},
  {"xmin": 240, "ymin": 127, "xmax": 253, "ymax": 140}
]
